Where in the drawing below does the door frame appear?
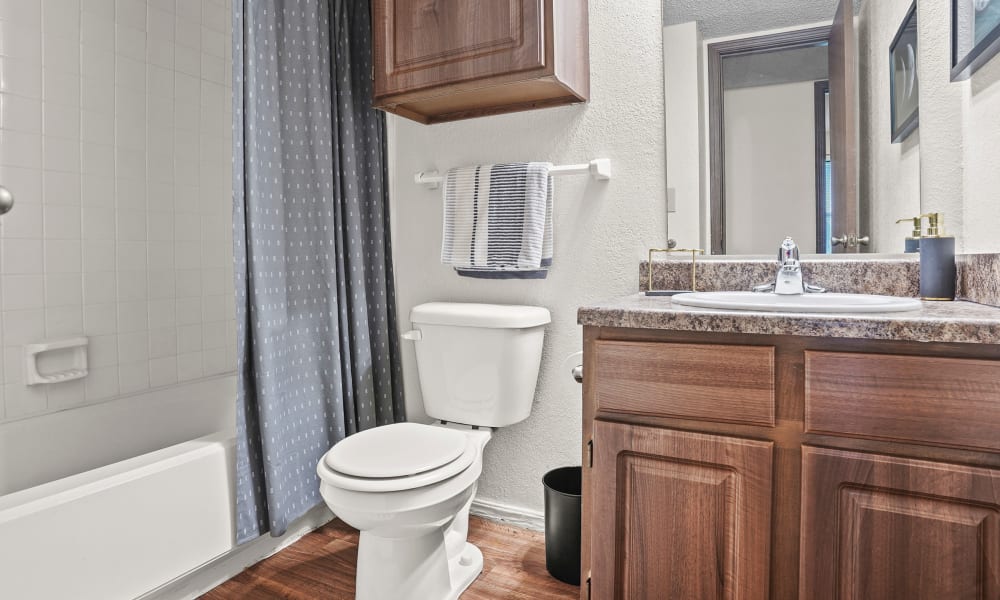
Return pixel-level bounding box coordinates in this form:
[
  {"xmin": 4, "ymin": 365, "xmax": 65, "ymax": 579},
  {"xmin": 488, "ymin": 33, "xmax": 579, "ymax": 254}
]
[
  {"xmin": 814, "ymin": 80, "xmax": 831, "ymax": 254},
  {"xmin": 706, "ymin": 26, "xmax": 832, "ymax": 255}
]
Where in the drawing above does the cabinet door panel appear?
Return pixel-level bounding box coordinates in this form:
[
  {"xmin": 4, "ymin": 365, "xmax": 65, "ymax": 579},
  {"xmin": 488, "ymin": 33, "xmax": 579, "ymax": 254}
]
[
  {"xmin": 801, "ymin": 446, "xmax": 1000, "ymax": 600},
  {"xmin": 374, "ymin": 0, "xmax": 545, "ymax": 97},
  {"xmin": 590, "ymin": 420, "xmax": 773, "ymax": 600}
]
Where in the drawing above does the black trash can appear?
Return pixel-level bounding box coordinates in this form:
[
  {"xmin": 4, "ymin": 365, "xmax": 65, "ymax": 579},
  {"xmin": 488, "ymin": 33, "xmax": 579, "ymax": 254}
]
[{"xmin": 543, "ymin": 466, "xmax": 582, "ymax": 585}]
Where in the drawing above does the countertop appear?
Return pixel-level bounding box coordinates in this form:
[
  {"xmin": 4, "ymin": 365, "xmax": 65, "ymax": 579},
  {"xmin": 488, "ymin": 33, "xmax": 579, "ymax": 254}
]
[{"xmin": 578, "ymin": 294, "xmax": 1000, "ymax": 345}]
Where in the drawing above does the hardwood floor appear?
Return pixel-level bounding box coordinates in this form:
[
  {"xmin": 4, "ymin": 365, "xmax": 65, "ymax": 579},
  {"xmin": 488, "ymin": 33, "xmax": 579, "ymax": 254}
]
[{"xmin": 200, "ymin": 517, "xmax": 579, "ymax": 599}]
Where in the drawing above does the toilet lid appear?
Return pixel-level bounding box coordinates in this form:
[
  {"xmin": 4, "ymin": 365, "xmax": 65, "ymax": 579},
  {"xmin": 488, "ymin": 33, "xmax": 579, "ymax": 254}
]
[{"xmin": 324, "ymin": 422, "xmax": 468, "ymax": 479}]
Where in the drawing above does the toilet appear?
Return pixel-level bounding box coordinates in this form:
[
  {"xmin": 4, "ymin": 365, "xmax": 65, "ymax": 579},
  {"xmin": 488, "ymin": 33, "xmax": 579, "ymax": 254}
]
[{"xmin": 316, "ymin": 302, "xmax": 551, "ymax": 600}]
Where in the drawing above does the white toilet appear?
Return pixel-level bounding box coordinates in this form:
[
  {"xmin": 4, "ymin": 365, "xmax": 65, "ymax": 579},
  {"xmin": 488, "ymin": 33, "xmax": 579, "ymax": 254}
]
[{"xmin": 316, "ymin": 302, "xmax": 551, "ymax": 600}]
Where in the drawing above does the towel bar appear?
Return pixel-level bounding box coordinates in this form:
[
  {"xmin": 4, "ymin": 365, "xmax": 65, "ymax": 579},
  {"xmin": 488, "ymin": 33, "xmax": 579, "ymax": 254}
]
[{"xmin": 414, "ymin": 159, "xmax": 611, "ymax": 189}]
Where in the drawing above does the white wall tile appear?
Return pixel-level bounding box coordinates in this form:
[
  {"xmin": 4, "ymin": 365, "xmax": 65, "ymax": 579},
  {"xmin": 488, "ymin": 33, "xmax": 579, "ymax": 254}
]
[
  {"xmin": 1, "ymin": 0, "xmax": 235, "ymax": 423},
  {"xmin": 83, "ymin": 271, "xmax": 116, "ymax": 304},
  {"xmin": 148, "ymin": 355, "xmax": 176, "ymax": 387},
  {"xmin": 148, "ymin": 326, "xmax": 176, "ymax": 358},
  {"xmin": 47, "ymin": 379, "xmax": 86, "ymax": 410},
  {"xmin": 1, "ymin": 94, "xmax": 43, "ymax": 134},
  {"xmin": 43, "ymin": 205, "xmax": 81, "ymax": 239},
  {"xmin": 42, "ymin": 68, "xmax": 81, "ymax": 107},
  {"xmin": 2, "ymin": 275, "xmax": 44, "ymax": 310},
  {"xmin": 176, "ymin": 350, "xmax": 202, "ymax": 381},
  {"xmin": 44, "ymin": 171, "xmax": 82, "ymax": 205},
  {"xmin": 1, "ymin": 238, "xmax": 44, "ymax": 274},
  {"xmin": 42, "ymin": 136, "xmax": 81, "ymax": 173},
  {"xmin": 83, "ymin": 303, "xmax": 117, "ymax": 335},
  {"xmin": 81, "ymin": 11, "xmax": 116, "ymax": 52},
  {"xmin": 85, "ymin": 365, "xmax": 119, "ymax": 401},
  {"xmin": 0, "ymin": 202, "xmax": 43, "ymax": 237},
  {"xmin": 115, "ymin": 0, "xmax": 147, "ymax": 31},
  {"xmin": 82, "ymin": 239, "xmax": 115, "ymax": 272},
  {"xmin": 2, "ymin": 308, "xmax": 43, "ymax": 344},
  {"xmin": 0, "ymin": 58, "xmax": 43, "ymax": 98},
  {"xmin": 119, "ymin": 359, "xmax": 150, "ymax": 393},
  {"xmin": 45, "ymin": 273, "xmax": 83, "ymax": 306},
  {"xmin": 4, "ymin": 383, "xmax": 47, "ymax": 418},
  {"xmin": 81, "ymin": 174, "xmax": 115, "ymax": 207},
  {"xmin": 89, "ymin": 334, "xmax": 118, "ymax": 368},
  {"xmin": 116, "ymin": 299, "xmax": 147, "ymax": 332},
  {"xmin": 45, "ymin": 305, "xmax": 83, "ymax": 336},
  {"xmin": 44, "ymin": 238, "xmax": 82, "ymax": 272},
  {"xmin": 0, "ymin": 129, "xmax": 43, "ymax": 169},
  {"xmin": 43, "ymin": 34, "xmax": 81, "ymax": 74},
  {"xmin": 0, "ymin": 166, "xmax": 42, "ymax": 205}
]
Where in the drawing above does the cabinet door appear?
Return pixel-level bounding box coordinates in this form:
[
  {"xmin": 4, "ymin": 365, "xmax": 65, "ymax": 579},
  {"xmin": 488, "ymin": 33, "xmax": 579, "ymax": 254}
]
[
  {"xmin": 590, "ymin": 420, "xmax": 773, "ymax": 600},
  {"xmin": 373, "ymin": 0, "xmax": 545, "ymax": 98},
  {"xmin": 801, "ymin": 446, "xmax": 1000, "ymax": 599}
]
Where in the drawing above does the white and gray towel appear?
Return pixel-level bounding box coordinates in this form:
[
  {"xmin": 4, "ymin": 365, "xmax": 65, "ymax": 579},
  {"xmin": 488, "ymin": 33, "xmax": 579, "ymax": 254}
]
[{"xmin": 441, "ymin": 162, "xmax": 554, "ymax": 279}]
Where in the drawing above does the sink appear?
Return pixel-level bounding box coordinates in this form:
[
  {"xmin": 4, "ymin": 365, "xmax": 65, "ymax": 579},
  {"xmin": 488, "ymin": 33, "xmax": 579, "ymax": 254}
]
[{"xmin": 670, "ymin": 291, "xmax": 922, "ymax": 313}]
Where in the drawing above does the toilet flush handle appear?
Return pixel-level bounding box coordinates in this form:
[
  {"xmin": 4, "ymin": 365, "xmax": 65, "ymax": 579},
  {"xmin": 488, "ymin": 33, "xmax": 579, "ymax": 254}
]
[{"xmin": 401, "ymin": 329, "xmax": 422, "ymax": 341}]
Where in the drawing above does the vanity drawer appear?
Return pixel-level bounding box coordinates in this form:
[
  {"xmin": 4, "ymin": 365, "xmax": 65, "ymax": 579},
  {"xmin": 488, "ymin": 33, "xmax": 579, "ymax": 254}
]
[
  {"xmin": 592, "ymin": 340, "xmax": 775, "ymax": 426},
  {"xmin": 805, "ymin": 351, "xmax": 1000, "ymax": 451}
]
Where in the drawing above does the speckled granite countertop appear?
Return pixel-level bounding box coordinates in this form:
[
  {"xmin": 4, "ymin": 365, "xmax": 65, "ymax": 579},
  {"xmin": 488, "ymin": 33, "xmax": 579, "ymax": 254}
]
[{"xmin": 578, "ymin": 294, "xmax": 1000, "ymax": 345}]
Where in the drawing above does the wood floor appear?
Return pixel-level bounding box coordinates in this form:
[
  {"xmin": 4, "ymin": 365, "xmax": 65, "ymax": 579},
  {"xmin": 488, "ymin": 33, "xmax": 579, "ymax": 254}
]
[{"xmin": 200, "ymin": 517, "xmax": 579, "ymax": 599}]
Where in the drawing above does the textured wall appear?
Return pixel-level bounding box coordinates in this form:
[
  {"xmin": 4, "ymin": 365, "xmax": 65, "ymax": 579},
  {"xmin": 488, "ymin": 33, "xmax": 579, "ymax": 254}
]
[
  {"xmin": 388, "ymin": 0, "xmax": 667, "ymax": 514},
  {"xmin": 859, "ymin": 0, "xmax": 921, "ymax": 253}
]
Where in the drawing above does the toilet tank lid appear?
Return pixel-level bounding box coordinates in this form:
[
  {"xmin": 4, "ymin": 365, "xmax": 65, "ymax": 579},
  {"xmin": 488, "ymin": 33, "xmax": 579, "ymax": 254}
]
[{"xmin": 410, "ymin": 302, "xmax": 551, "ymax": 329}]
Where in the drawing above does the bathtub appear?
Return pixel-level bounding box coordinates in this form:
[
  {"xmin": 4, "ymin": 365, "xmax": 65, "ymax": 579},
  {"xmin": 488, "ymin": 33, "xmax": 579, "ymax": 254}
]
[{"xmin": 0, "ymin": 376, "xmax": 238, "ymax": 600}]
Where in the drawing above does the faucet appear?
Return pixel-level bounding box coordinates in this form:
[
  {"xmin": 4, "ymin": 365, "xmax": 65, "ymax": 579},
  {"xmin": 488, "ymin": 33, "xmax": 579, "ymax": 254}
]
[{"xmin": 753, "ymin": 237, "xmax": 826, "ymax": 295}]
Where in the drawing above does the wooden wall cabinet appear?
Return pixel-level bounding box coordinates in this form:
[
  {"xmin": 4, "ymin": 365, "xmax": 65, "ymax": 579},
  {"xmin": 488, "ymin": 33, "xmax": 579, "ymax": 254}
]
[
  {"xmin": 372, "ymin": 0, "xmax": 589, "ymax": 124},
  {"xmin": 582, "ymin": 327, "xmax": 1000, "ymax": 600}
]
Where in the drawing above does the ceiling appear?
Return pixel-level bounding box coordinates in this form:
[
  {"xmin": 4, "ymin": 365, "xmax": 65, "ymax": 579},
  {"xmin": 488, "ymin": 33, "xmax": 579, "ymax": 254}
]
[{"xmin": 663, "ymin": 0, "xmax": 861, "ymax": 39}]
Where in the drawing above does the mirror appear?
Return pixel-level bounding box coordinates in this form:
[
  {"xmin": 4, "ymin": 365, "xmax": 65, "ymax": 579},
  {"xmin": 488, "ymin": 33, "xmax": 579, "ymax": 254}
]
[{"xmin": 663, "ymin": 0, "xmax": 931, "ymax": 255}]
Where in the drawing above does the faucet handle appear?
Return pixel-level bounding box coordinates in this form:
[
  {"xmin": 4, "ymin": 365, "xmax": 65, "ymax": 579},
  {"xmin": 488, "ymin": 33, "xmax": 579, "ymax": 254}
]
[{"xmin": 779, "ymin": 237, "xmax": 799, "ymax": 263}]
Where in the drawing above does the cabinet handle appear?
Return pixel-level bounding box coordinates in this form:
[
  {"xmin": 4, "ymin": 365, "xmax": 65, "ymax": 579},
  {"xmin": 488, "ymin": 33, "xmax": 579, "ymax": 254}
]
[{"xmin": 572, "ymin": 364, "xmax": 583, "ymax": 383}]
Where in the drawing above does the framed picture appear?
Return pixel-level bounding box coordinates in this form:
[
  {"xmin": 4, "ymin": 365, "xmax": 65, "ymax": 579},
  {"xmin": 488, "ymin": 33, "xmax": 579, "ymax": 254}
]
[
  {"xmin": 890, "ymin": 3, "xmax": 919, "ymax": 144},
  {"xmin": 952, "ymin": 0, "xmax": 1000, "ymax": 80}
]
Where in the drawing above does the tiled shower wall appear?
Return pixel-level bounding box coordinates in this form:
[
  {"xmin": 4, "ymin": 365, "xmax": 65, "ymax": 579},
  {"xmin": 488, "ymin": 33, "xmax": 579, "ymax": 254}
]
[{"xmin": 0, "ymin": 0, "xmax": 235, "ymax": 422}]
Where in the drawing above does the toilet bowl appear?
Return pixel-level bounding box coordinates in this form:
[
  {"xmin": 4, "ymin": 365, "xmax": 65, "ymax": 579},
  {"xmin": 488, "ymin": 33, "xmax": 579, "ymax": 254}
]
[
  {"xmin": 317, "ymin": 423, "xmax": 492, "ymax": 600},
  {"xmin": 316, "ymin": 302, "xmax": 550, "ymax": 600}
]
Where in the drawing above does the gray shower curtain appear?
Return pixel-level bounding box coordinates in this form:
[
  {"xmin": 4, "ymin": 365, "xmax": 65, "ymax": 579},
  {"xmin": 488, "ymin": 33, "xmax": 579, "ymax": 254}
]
[{"xmin": 232, "ymin": 0, "xmax": 405, "ymax": 543}]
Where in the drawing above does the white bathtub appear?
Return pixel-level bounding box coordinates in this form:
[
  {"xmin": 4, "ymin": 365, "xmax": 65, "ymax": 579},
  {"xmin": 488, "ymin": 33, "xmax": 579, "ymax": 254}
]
[{"xmin": 0, "ymin": 377, "xmax": 239, "ymax": 600}]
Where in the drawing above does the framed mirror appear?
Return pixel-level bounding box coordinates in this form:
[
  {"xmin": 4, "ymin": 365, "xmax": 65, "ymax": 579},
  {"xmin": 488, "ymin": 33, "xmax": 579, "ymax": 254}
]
[{"xmin": 663, "ymin": 0, "xmax": 939, "ymax": 256}]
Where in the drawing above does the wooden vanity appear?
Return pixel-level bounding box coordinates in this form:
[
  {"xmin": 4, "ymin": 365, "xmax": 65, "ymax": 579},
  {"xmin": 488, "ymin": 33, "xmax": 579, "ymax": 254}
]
[{"xmin": 579, "ymin": 301, "xmax": 1000, "ymax": 600}]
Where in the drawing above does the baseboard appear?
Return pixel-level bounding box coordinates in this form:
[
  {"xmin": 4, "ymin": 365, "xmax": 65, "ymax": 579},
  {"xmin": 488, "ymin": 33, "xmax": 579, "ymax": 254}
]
[
  {"xmin": 138, "ymin": 505, "xmax": 335, "ymax": 600},
  {"xmin": 471, "ymin": 497, "xmax": 545, "ymax": 532}
]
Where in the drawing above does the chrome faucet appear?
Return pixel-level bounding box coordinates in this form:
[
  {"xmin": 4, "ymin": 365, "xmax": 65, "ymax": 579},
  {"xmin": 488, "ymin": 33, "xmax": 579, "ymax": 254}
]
[{"xmin": 753, "ymin": 237, "xmax": 826, "ymax": 295}]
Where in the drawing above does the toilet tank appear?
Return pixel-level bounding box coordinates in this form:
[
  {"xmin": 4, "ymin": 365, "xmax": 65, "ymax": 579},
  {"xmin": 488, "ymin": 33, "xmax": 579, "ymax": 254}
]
[{"xmin": 408, "ymin": 303, "xmax": 551, "ymax": 428}]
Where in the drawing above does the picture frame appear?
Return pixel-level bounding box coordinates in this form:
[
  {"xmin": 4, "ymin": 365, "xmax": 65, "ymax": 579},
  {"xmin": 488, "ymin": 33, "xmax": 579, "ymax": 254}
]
[
  {"xmin": 952, "ymin": 0, "xmax": 1000, "ymax": 80},
  {"xmin": 890, "ymin": 3, "xmax": 920, "ymax": 144}
]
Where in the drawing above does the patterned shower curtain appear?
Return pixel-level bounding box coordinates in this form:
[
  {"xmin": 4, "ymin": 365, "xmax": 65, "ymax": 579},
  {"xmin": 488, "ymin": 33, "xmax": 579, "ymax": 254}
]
[{"xmin": 232, "ymin": 0, "xmax": 405, "ymax": 543}]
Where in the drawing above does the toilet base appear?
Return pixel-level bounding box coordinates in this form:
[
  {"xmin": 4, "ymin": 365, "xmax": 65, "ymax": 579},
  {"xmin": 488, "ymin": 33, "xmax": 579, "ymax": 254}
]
[{"xmin": 354, "ymin": 530, "xmax": 483, "ymax": 600}]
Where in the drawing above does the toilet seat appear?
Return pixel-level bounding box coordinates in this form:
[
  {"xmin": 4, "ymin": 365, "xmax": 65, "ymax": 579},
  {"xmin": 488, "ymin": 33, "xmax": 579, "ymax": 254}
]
[{"xmin": 321, "ymin": 423, "xmax": 479, "ymax": 493}]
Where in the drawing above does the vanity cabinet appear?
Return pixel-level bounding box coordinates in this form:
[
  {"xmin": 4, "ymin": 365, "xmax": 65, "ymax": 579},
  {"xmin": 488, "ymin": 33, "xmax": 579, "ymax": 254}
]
[
  {"xmin": 372, "ymin": 0, "xmax": 589, "ymax": 124},
  {"xmin": 581, "ymin": 327, "xmax": 1000, "ymax": 600}
]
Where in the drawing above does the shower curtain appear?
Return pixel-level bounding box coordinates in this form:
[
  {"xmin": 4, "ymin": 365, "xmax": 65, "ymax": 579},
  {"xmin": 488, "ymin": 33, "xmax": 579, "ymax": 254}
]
[{"xmin": 232, "ymin": 0, "xmax": 405, "ymax": 543}]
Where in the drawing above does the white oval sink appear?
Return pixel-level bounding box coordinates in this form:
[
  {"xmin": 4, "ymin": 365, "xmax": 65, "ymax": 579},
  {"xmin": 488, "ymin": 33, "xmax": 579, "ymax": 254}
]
[{"xmin": 671, "ymin": 291, "xmax": 922, "ymax": 313}]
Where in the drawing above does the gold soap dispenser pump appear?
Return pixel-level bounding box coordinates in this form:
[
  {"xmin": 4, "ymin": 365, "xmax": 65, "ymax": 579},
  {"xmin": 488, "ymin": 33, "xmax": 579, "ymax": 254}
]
[
  {"xmin": 896, "ymin": 217, "xmax": 922, "ymax": 253},
  {"xmin": 918, "ymin": 212, "xmax": 956, "ymax": 301}
]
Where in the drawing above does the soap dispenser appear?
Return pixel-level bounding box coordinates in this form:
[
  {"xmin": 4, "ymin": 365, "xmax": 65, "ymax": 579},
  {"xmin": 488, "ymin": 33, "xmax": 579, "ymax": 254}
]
[
  {"xmin": 918, "ymin": 212, "xmax": 956, "ymax": 301},
  {"xmin": 896, "ymin": 217, "xmax": 922, "ymax": 253}
]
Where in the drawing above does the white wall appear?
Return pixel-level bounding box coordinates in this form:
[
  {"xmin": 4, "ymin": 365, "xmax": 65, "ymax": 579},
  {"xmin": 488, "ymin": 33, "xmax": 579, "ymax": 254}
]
[
  {"xmin": 389, "ymin": 0, "xmax": 666, "ymax": 514},
  {"xmin": 861, "ymin": 0, "xmax": 1000, "ymax": 253},
  {"xmin": 858, "ymin": 0, "xmax": 921, "ymax": 254},
  {"xmin": 663, "ymin": 22, "xmax": 705, "ymax": 249},
  {"xmin": 723, "ymin": 81, "xmax": 819, "ymax": 254},
  {"xmin": 0, "ymin": 0, "xmax": 236, "ymax": 423}
]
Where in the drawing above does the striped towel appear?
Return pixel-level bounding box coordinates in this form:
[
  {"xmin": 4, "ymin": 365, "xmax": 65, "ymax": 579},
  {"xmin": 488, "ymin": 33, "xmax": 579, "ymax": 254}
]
[{"xmin": 441, "ymin": 162, "xmax": 554, "ymax": 279}]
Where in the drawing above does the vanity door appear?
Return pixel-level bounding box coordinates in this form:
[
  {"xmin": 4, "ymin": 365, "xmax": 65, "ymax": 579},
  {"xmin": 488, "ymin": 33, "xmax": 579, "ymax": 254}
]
[
  {"xmin": 589, "ymin": 420, "xmax": 773, "ymax": 600},
  {"xmin": 800, "ymin": 446, "xmax": 1000, "ymax": 599}
]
